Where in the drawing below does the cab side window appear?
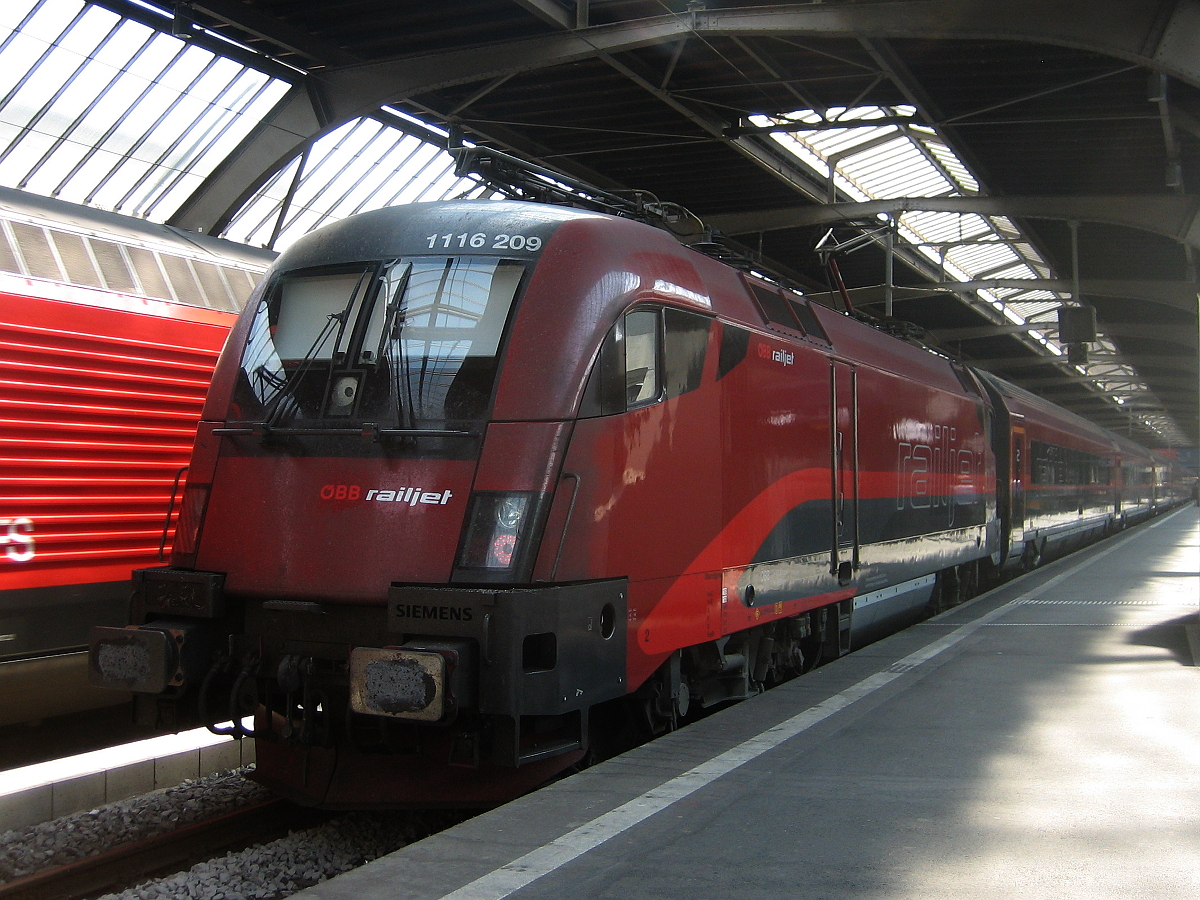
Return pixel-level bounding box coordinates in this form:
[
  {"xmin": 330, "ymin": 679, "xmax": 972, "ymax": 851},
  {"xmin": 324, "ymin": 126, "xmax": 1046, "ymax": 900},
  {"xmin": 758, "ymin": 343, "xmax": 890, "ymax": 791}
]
[
  {"xmin": 624, "ymin": 309, "xmax": 660, "ymax": 407},
  {"xmin": 663, "ymin": 307, "xmax": 710, "ymax": 398},
  {"xmin": 579, "ymin": 305, "xmax": 712, "ymax": 417}
]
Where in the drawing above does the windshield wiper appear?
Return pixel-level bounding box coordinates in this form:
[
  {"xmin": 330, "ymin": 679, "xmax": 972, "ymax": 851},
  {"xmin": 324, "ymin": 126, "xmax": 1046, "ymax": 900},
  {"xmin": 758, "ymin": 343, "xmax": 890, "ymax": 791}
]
[
  {"xmin": 381, "ymin": 263, "xmax": 419, "ymax": 432},
  {"xmin": 255, "ymin": 308, "xmax": 347, "ymax": 437},
  {"xmin": 375, "ymin": 263, "xmax": 412, "ymax": 362}
]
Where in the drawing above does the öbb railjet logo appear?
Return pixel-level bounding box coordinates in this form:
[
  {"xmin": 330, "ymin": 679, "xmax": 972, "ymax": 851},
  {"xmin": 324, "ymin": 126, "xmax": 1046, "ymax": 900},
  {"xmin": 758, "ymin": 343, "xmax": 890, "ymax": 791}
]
[
  {"xmin": 319, "ymin": 485, "xmax": 454, "ymax": 505},
  {"xmin": 756, "ymin": 342, "xmax": 794, "ymax": 366}
]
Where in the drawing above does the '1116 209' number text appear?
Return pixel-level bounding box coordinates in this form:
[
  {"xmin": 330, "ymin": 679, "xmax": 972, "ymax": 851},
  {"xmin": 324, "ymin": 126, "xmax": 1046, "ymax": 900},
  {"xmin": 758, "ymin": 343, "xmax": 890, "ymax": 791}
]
[{"xmin": 425, "ymin": 232, "xmax": 543, "ymax": 251}]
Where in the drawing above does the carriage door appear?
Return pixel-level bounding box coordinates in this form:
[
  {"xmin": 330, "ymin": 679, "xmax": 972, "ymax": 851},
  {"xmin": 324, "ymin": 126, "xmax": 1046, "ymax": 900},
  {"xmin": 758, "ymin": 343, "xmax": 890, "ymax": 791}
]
[
  {"xmin": 1010, "ymin": 424, "xmax": 1027, "ymax": 544},
  {"xmin": 1114, "ymin": 454, "xmax": 1123, "ymax": 516},
  {"xmin": 830, "ymin": 360, "xmax": 859, "ymax": 584}
]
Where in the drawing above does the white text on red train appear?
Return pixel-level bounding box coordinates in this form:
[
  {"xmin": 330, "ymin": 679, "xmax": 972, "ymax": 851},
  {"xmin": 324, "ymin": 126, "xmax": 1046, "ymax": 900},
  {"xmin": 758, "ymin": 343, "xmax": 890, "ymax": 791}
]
[
  {"xmin": 756, "ymin": 343, "xmax": 794, "ymax": 366},
  {"xmin": 318, "ymin": 485, "xmax": 453, "ymax": 505},
  {"xmin": 0, "ymin": 518, "xmax": 35, "ymax": 562}
]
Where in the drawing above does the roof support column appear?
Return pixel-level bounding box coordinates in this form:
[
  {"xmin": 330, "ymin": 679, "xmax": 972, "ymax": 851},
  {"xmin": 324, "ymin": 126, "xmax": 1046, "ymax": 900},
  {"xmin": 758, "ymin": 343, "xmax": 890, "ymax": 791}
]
[{"xmin": 885, "ymin": 214, "xmax": 895, "ymax": 317}]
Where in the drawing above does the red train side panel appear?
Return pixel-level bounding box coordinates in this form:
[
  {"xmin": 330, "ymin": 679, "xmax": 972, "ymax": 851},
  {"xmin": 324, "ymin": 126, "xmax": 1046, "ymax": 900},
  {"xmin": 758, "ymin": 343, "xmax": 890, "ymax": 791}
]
[{"xmin": 0, "ymin": 281, "xmax": 233, "ymax": 662}]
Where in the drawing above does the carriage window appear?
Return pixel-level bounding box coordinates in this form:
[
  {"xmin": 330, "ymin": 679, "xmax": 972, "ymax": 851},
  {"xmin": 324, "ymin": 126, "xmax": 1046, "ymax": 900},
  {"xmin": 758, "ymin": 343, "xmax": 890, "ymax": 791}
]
[{"xmin": 1031, "ymin": 440, "xmax": 1111, "ymax": 486}]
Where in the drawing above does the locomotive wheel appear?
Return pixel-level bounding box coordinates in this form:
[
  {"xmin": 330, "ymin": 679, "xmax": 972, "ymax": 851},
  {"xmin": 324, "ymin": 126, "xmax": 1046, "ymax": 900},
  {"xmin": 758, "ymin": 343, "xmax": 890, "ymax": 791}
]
[
  {"xmin": 976, "ymin": 557, "xmax": 1001, "ymax": 591},
  {"xmin": 928, "ymin": 568, "xmax": 958, "ymax": 615},
  {"xmin": 957, "ymin": 560, "xmax": 979, "ymax": 601},
  {"xmin": 1020, "ymin": 540, "xmax": 1044, "ymax": 571}
]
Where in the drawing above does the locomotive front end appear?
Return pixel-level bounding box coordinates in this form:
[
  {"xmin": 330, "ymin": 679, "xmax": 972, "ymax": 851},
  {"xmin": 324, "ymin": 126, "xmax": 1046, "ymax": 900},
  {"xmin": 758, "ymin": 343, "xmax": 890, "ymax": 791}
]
[{"xmin": 89, "ymin": 202, "xmax": 630, "ymax": 806}]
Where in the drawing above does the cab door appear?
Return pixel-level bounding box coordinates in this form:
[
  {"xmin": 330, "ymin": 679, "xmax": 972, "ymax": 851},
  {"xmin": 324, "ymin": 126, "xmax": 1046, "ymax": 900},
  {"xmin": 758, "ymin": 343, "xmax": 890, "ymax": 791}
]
[{"xmin": 1010, "ymin": 423, "xmax": 1027, "ymax": 546}]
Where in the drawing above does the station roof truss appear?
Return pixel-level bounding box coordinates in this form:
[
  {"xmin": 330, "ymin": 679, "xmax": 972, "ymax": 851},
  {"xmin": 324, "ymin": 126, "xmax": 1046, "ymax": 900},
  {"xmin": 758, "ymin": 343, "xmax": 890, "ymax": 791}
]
[{"xmin": 0, "ymin": 0, "xmax": 1196, "ymax": 451}]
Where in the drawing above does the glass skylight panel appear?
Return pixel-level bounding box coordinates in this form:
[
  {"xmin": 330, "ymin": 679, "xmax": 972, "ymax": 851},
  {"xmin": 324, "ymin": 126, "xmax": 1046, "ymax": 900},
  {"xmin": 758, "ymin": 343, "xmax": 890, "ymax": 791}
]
[
  {"xmin": 776, "ymin": 110, "xmax": 823, "ymax": 126},
  {"xmin": 896, "ymin": 211, "xmax": 953, "ymax": 243},
  {"xmin": 1004, "ymin": 290, "xmax": 1058, "ymax": 303},
  {"xmin": 806, "ymin": 125, "xmax": 895, "ymax": 159},
  {"xmin": 899, "ymin": 210, "xmax": 986, "ymax": 244},
  {"xmin": 989, "ymin": 287, "xmax": 1021, "ymax": 300},
  {"xmin": 924, "ymin": 139, "xmax": 978, "ymax": 192},
  {"xmin": 844, "ymin": 146, "xmax": 951, "ymax": 198},
  {"xmin": 221, "ymin": 117, "xmax": 495, "ymax": 249},
  {"xmin": 1011, "ymin": 300, "xmax": 1061, "ymax": 320},
  {"xmin": 989, "ymin": 216, "xmax": 1021, "ymax": 235},
  {"xmin": 947, "ymin": 242, "xmax": 1020, "ymax": 274},
  {"xmin": 0, "ymin": 0, "xmax": 290, "ymax": 220},
  {"xmin": 997, "ymin": 302, "xmax": 1027, "ymax": 325},
  {"xmin": 987, "ymin": 263, "xmax": 1040, "ymax": 281},
  {"xmin": 773, "ymin": 138, "xmax": 830, "ymax": 178},
  {"xmin": 830, "ymin": 172, "xmax": 871, "ymax": 203},
  {"xmin": 747, "ymin": 104, "xmax": 1171, "ymax": 414}
]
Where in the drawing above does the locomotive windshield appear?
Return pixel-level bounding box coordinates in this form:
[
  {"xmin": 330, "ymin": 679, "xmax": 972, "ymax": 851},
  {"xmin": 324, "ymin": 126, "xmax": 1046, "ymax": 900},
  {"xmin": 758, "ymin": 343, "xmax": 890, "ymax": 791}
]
[{"xmin": 228, "ymin": 256, "xmax": 525, "ymax": 430}]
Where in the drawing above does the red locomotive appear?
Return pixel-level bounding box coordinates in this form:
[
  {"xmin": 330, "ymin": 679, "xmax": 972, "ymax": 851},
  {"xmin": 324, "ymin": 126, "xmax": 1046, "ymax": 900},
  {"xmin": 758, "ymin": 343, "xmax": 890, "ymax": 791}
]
[{"xmin": 88, "ymin": 199, "xmax": 1186, "ymax": 807}]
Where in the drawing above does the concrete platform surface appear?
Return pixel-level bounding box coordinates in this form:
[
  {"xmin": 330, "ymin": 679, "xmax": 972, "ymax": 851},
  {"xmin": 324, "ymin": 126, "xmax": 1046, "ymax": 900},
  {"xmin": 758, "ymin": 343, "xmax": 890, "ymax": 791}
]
[{"xmin": 300, "ymin": 507, "xmax": 1200, "ymax": 900}]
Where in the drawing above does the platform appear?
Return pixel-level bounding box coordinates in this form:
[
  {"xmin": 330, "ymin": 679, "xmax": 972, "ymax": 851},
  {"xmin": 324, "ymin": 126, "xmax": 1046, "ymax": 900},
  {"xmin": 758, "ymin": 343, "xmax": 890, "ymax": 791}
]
[{"xmin": 301, "ymin": 507, "xmax": 1200, "ymax": 900}]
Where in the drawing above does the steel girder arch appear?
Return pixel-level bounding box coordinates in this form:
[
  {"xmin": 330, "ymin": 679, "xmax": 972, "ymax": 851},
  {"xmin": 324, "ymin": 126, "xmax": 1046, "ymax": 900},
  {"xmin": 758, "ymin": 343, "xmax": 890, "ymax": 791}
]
[
  {"xmin": 1017, "ymin": 373, "xmax": 1199, "ymax": 393},
  {"xmin": 1082, "ymin": 321, "xmax": 1199, "ymax": 348},
  {"xmin": 902, "ymin": 281, "xmax": 1198, "ymax": 332},
  {"xmin": 166, "ymin": 0, "xmax": 1200, "ymax": 235},
  {"xmin": 939, "ymin": 280, "xmax": 1199, "ymax": 316},
  {"xmin": 971, "ymin": 353, "xmax": 1199, "ymax": 372},
  {"xmin": 932, "ymin": 320, "xmax": 1198, "ymax": 347},
  {"xmin": 705, "ymin": 196, "xmax": 1200, "ymax": 254}
]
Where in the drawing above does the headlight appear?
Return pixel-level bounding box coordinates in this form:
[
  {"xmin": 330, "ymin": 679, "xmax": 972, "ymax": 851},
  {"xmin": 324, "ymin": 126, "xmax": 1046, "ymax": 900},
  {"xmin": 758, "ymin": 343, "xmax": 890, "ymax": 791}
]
[{"xmin": 457, "ymin": 492, "xmax": 533, "ymax": 571}]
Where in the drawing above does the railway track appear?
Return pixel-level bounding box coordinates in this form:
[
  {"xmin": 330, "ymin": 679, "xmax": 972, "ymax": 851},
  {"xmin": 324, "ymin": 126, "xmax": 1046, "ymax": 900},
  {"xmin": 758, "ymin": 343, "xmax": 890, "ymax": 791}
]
[{"xmin": 0, "ymin": 798, "xmax": 326, "ymax": 900}]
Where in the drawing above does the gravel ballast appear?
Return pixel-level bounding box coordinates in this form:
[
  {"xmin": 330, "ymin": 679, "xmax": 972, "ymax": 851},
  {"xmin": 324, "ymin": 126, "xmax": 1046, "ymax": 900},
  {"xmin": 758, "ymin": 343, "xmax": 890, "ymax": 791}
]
[
  {"xmin": 98, "ymin": 812, "xmax": 426, "ymax": 900},
  {"xmin": 0, "ymin": 768, "xmax": 270, "ymax": 882},
  {"xmin": 0, "ymin": 766, "xmax": 467, "ymax": 900}
]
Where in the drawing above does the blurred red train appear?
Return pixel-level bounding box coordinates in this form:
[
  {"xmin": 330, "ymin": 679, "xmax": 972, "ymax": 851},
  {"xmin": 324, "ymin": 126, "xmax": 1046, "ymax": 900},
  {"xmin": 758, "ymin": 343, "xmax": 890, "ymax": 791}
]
[
  {"xmin": 88, "ymin": 199, "xmax": 1189, "ymax": 806},
  {"xmin": 0, "ymin": 188, "xmax": 271, "ymax": 725}
]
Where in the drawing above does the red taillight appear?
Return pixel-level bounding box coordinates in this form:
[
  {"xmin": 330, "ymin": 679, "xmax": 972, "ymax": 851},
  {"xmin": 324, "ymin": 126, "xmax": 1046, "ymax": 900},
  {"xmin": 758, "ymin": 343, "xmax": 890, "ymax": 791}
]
[
  {"xmin": 171, "ymin": 482, "xmax": 211, "ymax": 567},
  {"xmin": 457, "ymin": 492, "xmax": 533, "ymax": 572}
]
